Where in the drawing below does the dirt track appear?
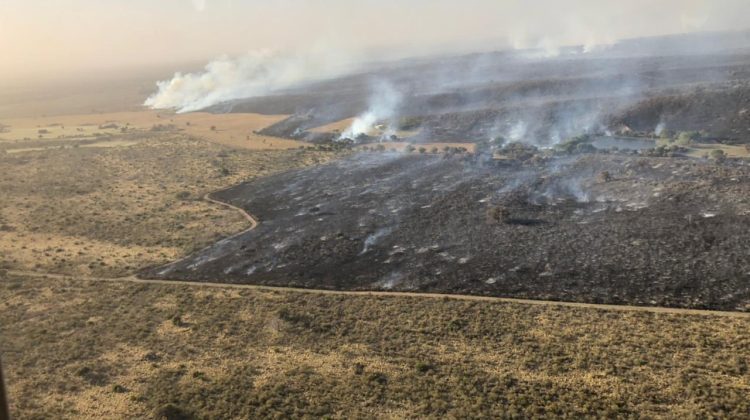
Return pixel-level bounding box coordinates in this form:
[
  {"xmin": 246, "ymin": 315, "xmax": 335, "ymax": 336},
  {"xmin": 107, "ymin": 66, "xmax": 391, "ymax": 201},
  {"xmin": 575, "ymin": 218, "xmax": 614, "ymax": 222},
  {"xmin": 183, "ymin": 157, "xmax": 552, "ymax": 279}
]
[
  {"xmin": 6, "ymin": 269, "xmax": 750, "ymax": 318},
  {"xmin": 203, "ymin": 192, "xmax": 258, "ymax": 232},
  {"xmin": 6, "ymin": 177, "xmax": 750, "ymax": 318},
  {"xmin": 142, "ymin": 153, "xmax": 750, "ymax": 311}
]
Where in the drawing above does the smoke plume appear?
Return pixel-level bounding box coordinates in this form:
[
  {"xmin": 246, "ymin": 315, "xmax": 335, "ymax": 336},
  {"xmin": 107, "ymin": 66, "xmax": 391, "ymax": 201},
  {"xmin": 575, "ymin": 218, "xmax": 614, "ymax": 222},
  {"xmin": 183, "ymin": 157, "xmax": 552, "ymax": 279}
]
[
  {"xmin": 342, "ymin": 80, "xmax": 403, "ymax": 140},
  {"xmin": 144, "ymin": 50, "xmax": 358, "ymax": 113}
]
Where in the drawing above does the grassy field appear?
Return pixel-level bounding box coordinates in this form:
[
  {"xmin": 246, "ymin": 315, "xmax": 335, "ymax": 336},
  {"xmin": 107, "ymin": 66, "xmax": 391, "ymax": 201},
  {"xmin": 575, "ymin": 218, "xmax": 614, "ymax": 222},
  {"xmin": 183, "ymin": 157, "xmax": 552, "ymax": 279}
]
[
  {"xmin": 688, "ymin": 142, "xmax": 750, "ymax": 158},
  {"xmin": 0, "ymin": 110, "xmax": 303, "ymax": 150},
  {"xmin": 1, "ymin": 273, "xmax": 749, "ymax": 418},
  {"xmin": 1, "ymin": 113, "xmax": 749, "ymax": 418},
  {"xmin": 0, "ymin": 131, "xmax": 338, "ymax": 278}
]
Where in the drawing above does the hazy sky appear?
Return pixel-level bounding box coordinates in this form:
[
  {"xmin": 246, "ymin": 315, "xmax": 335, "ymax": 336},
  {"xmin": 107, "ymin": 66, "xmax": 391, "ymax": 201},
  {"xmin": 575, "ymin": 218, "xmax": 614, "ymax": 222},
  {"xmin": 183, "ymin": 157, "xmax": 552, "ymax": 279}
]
[{"xmin": 3, "ymin": 0, "xmax": 750, "ymax": 83}]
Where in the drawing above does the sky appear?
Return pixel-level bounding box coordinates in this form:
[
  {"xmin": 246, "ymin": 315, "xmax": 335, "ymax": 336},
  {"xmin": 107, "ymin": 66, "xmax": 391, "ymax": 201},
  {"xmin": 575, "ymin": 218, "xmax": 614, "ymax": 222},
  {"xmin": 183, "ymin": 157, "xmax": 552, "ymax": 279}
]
[{"xmin": 2, "ymin": 0, "xmax": 750, "ymax": 84}]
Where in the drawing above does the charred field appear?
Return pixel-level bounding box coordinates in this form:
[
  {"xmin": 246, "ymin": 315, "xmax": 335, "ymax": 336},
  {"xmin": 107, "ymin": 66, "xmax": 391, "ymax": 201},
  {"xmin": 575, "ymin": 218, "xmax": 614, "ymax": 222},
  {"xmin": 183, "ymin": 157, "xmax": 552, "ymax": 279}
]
[
  {"xmin": 145, "ymin": 151, "xmax": 750, "ymax": 311},
  {"xmin": 215, "ymin": 32, "xmax": 750, "ymax": 147},
  {"xmin": 147, "ymin": 32, "xmax": 750, "ymax": 312}
]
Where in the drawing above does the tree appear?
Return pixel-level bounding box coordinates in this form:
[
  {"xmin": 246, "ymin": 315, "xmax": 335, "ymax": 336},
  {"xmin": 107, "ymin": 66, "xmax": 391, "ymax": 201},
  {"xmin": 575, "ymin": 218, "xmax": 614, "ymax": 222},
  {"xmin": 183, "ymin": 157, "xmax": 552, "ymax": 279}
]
[
  {"xmin": 676, "ymin": 131, "xmax": 700, "ymax": 146},
  {"xmin": 710, "ymin": 149, "xmax": 726, "ymax": 161},
  {"xmin": 659, "ymin": 130, "xmax": 675, "ymax": 140},
  {"xmin": 501, "ymin": 142, "xmax": 539, "ymax": 161}
]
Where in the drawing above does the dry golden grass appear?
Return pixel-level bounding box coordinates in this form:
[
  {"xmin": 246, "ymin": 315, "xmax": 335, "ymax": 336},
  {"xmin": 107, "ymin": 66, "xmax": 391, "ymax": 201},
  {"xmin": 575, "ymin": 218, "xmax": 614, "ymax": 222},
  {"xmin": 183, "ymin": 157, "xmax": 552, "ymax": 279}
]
[
  {"xmin": 1, "ymin": 109, "xmax": 749, "ymax": 418},
  {"xmin": 1, "ymin": 274, "xmax": 749, "ymax": 418},
  {"xmin": 0, "ymin": 110, "xmax": 303, "ymax": 150},
  {"xmin": 687, "ymin": 143, "xmax": 750, "ymax": 158},
  {"xmin": 0, "ymin": 131, "xmax": 339, "ymax": 277}
]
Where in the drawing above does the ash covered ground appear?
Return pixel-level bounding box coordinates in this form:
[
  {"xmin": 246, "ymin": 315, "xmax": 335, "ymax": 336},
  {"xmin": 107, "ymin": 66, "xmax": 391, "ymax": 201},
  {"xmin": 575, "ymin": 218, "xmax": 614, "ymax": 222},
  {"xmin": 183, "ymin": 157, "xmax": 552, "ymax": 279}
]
[
  {"xmin": 209, "ymin": 32, "xmax": 750, "ymax": 147},
  {"xmin": 145, "ymin": 152, "xmax": 750, "ymax": 311}
]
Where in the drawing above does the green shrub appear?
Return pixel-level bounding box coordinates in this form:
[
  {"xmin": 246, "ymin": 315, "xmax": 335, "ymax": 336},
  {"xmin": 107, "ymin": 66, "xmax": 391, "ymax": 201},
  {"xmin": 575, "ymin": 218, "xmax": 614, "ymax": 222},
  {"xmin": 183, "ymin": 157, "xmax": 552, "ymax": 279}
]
[
  {"xmin": 676, "ymin": 131, "xmax": 700, "ymax": 146},
  {"xmin": 710, "ymin": 149, "xmax": 726, "ymax": 161},
  {"xmin": 153, "ymin": 404, "xmax": 195, "ymax": 420},
  {"xmin": 415, "ymin": 362, "xmax": 434, "ymax": 373}
]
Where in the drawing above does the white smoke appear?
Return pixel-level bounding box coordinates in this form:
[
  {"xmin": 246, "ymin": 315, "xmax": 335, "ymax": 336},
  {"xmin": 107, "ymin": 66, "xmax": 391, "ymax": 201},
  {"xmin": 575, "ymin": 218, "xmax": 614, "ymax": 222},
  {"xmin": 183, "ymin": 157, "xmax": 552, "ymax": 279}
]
[
  {"xmin": 144, "ymin": 50, "xmax": 358, "ymax": 113},
  {"xmin": 341, "ymin": 80, "xmax": 403, "ymax": 140},
  {"xmin": 655, "ymin": 122, "xmax": 666, "ymax": 136},
  {"xmin": 508, "ymin": 121, "xmax": 528, "ymax": 142}
]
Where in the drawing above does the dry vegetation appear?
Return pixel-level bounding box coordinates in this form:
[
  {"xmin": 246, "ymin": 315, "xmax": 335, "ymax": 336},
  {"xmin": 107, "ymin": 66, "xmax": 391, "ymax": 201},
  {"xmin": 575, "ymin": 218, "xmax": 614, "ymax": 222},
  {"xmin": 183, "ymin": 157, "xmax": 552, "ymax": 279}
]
[
  {"xmin": 0, "ymin": 110, "xmax": 303, "ymax": 150},
  {"xmin": 1, "ymin": 273, "xmax": 749, "ymax": 418},
  {"xmin": 356, "ymin": 142, "xmax": 477, "ymax": 154},
  {"xmin": 0, "ymin": 131, "xmax": 338, "ymax": 277},
  {"xmin": 1, "ymin": 111, "xmax": 749, "ymax": 418}
]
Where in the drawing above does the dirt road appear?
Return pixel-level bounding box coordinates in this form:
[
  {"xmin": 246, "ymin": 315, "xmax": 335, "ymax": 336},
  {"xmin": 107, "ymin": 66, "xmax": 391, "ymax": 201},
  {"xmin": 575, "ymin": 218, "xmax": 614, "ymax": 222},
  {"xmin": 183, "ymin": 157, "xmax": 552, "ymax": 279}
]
[
  {"xmin": 4, "ymin": 190, "xmax": 749, "ymax": 319},
  {"xmin": 5, "ymin": 269, "xmax": 749, "ymax": 318}
]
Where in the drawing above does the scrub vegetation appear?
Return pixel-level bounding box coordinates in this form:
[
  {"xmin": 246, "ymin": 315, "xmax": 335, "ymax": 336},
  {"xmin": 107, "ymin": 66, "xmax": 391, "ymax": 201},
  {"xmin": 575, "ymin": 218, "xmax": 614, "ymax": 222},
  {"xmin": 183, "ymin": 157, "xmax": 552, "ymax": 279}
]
[{"xmin": 1, "ymin": 274, "xmax": 749, "ymax": 418}]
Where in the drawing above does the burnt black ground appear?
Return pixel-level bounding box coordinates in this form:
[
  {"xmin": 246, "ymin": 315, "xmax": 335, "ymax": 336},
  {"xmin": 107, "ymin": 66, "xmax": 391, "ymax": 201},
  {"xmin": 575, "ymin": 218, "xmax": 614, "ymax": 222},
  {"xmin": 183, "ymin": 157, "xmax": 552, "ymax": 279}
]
[
  {"xmin": 143, "ymin": 153, "xmax": 750, "ymax": 311},
  {"xmin": 213, "ymin": 32, "xmax": 750, "ymax": 145}
]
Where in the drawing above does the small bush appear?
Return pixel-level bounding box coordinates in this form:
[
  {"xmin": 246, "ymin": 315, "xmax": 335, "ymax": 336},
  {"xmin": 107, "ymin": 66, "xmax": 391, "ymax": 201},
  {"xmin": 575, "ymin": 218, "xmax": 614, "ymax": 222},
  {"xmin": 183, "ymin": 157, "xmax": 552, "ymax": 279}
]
[
  {"xmin": 353, "ymin": 363, "xmax": 365, "ymax": 375},
  {"xmin": 710, "ymin": 149, "xmax": 726, "ymax": 161},
  {"xmin": 556, "ymin": 135, "xmax": 594, "ymax": 154},
  {"xmin": 486, "ymin": 206, "xmax": 511, "ymax": 224},
  {"xmin": 659, "ymin": 130, "xmax": 675, "ymax": 140},
  {"xmin": 171, "ymin": 315, "xmax": 187, "ymax": 327},
  {"xmin": 153, "ymin": 404, "xmax": 195, "ymax": 420},
  {"xmin": 415, "ymin": 362, "xmax": 434, "ymax": 373},
  {"xmin": 676, "ymin": 131, "xmax": 700, "ymax": 146},
  {"xmin": 368, "ymin": 372, "xmax": 388, "ymax": 385},
  {"xmin": 501, "ymin": 142, "xmax": 539, "ymax": 160},
  {"xmin": 398, "ymin": 116, "xmax": 422, "ymax": 130}
]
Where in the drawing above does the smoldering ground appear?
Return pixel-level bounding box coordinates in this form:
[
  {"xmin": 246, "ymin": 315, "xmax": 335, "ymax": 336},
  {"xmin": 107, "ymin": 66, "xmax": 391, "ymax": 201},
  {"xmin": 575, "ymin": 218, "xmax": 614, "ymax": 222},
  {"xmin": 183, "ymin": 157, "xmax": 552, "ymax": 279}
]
[
  {"xmin": 142, "ymin": 31, "xmax": 750, "ymax": 312},
  {"xmin": 225, "ymin": 31, "xmax": 750, "ymax": 148},
  {"xmin": 144, "ymin": 151, "xmax": 750, "ymax": 311}
]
